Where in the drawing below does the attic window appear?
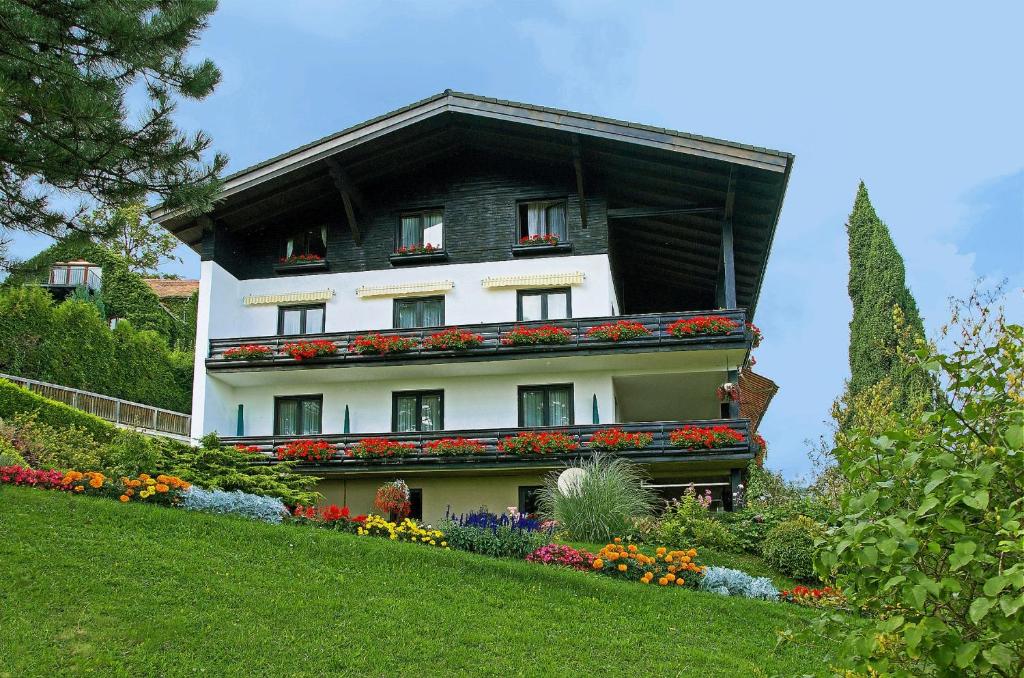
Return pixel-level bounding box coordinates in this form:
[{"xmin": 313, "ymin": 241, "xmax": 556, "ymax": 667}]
[
  {"xmin": 284, "ymin": 227, "xmax": 327, "ymax": 259},
  {"xmin": 398, "ymin": 209, "xmax": 443, "ymax": 251},
  {"xmin": 518, "ymin": 200, "xmax": 567, "ymax": 241}
]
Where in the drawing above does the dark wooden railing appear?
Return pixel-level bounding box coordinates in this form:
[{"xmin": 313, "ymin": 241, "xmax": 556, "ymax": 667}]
[
  {"xmin": 219, "ymin": 418, "xmax": 753, "ymax": 469},
  {"xmin": 47, "ymin": 264, "xmax": 102, "ymax": 291},
  {"xmin": 207, "ymin": 308, "xmax": 749, "ymax": 369},
  {"xmin": 1, "ymin": 373, "xmax": 191, "ymax": 439}
]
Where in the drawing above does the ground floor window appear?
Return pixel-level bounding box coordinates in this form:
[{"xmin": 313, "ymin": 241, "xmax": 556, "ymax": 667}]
[
  {"xmin": 274, "ymin": 395, "xmax": 322, "ymax": 435},
  {"xmin": 518, "ymin": 384, "xmax": 573, "ymax": 427},
  {"xmin": 518, "ymin": 486, "xmax": 542, "ymax": 517},
  {"xmin": 408, "ymin": 488, "xmax": 423, "ymax": 521}
]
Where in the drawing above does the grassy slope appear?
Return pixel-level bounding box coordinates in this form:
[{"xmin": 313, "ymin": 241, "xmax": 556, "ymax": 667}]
[{"xmin": 0, "ymin": 488, "xmax": 831, "ymax": 677}]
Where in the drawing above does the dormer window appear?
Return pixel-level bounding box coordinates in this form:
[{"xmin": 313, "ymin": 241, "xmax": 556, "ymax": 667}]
[
  {"xmin": 518, "ymin": 200, "xmax": 567, "ymax": 243},
  {"xmin": 283, "ymin": 226, "xmax": 327, "ymax": 261},
  {"xmin": 398, "ymin": 209, "xmax": 443, "ymax": 252}
]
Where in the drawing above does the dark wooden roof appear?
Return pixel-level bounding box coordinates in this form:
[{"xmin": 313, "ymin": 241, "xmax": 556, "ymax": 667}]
[{"xmin": 155, "ymin": 91, "xmax": 794, "ymax": 316}]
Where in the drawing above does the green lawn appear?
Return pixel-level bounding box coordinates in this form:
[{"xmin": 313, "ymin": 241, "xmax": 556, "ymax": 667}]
[{"xmin": 0, "ymin": 487, "xmax": 832, "ymax": 676}]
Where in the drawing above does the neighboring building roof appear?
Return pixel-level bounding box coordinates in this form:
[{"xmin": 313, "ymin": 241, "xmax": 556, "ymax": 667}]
[
  {"xmin": 143, "ymin": 278, "xmax": 199, "ymax": 299},
  {"xmin": 738, "ymin": 369, "xmax": 779, "ymax": 432}
]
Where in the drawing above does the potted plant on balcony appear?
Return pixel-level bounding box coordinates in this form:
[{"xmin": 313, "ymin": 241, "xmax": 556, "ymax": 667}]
[
  {"xmin": 498, "ymin": 431, "xmax": 579, "ymax": 456},
  {"xmin": 666, "ymin": 315, "xmax": 741, "ymax": 339},
  {"xmin": 423, "ymin": 437, "xmax": 487, "ymax": 456},
  {"xmin": 747, "ymin": 322, "xmax": 763, "ymax": 348},
  {"xmin": 350, "ymin": 333, "xmax": 419, "ymax": 355},
  {"xmin": 275, "ymin": 253, "xmax": 329, "ymax": 274},
  {"xmin": 374, "ymin": 480, "xmax": 411, "ymax": 521},
  {"xmin": 668, "ymin": 425, "xmax": 744, "ymax": 449},
  {"xmin": 716, "ymin": 382, "xmax": 740, "ymax": 402},
  {"xmin": 350, "ymin": 437, "xmax": 417, "ymax": 459},
  {"xmin": 281, "ymin": 339, "xmax": 338, "ymax": 361},
  {"xmin": 588, "ymin": 428, "xmax": 654, "ymax": 451},
  {"xmin": 276, "ymin": 439, "xmax": 335, "ymax": 463},
  {"xmin": 390, "ymin": 243, "xmax": 448, "ymax": 266},
  {"xmin": 500, "ymin": 325, "xmax": 573, "ymax": 346},
  {"xmin": 223, "ymin": 344, "xmax": 273, "ymax": 361},
  {"xmin": 585, "ymin": 320, "xmax": 651, "ymax": 342},
  {"xmin": 518, "ymin": 234, "xmax": 560, "ymax": 247},
  {"xmin": 423, "ymin": 327, "xmax": 485, "ymax": 351}
]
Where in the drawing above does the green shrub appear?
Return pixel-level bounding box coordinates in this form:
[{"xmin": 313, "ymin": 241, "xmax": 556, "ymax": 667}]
[
  {"xmin": 0, "ymin": 379, "xmax": 118, "ymax": 443},
  {"xmin": 0, "ymin": 438, "xmax": 26, "ymax": 466},
  {"xmin": 0, "ymin": 413, "xmax": 105, "ymax": 471},
  {"xmin": 43, "ymin": 300, "xmax": 115, "ymax": 394},
  {"xmin": 0, "ymin": 286, "xmax": 55, "ymax": 378},
  {"xmin": 659, "ymin": 491, "xmax": 735, "ymax": 551},
  {"xmin": 537, "ymin": 453, "xmax": 655, "ymax": 542},
  {"xmin": 761, "ymin": 515, "xmax": 822, "ymax": 581},
  {"xmin": 103, "ymin": 429, "xmax": 166, "ymax": 477}
]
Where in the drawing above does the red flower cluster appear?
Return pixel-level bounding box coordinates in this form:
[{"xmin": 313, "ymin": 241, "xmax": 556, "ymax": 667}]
[
  {"xmin": 668, "ymin": 425, "xmax": 745, "ymax": 449},
  {"xmin": 518, "ymin": 234, "xmax": 559, "ymax": 246},
  {"xmin": 422, "ymin": 327, "xmax": 485, "ymax": 351},
  {"xmin": 780, "ymin": 585, "xmax": 846, "ymax": 608},
  {"xmin": 350, "ymin": 437, "xmax": 416, "ymax": 459},
  {"xmin": 291, "ymin": 503, "xmax": 368, "ymax": 525},
  {"xmin": 423, "ymin": 437, "xmax": 487, "ymax": 456},
  {"xmin": 666, "ymin": 315, "xmax": 740, "ymax": 338},
  {"xmin": 588, "ymin": 428, "xmax": 654, "ymax": 451},
  {"xmin": 278, "ymin": 254, "xmax": 324, "ymax": 264},
  {"xmin": 585, "ymin": 320, "xmax": 651, "ymax": 342},
  {"xmin": 716, "ymin": 382, "xmax": 739, "ymax": 402},
  {"xmin": 374, "ymin": 481, "xmax": 411, "ymax": 519},
  {"xmin": 350, "ymin": 333, "xmax": 419, "ymax": 355},
  {"xmin": 223, "ymin": 344, "xmax": 273, "ymax": 360},
  {"xmin": 747, "ymin": 322, "xmax": 763, "ymax": 348},
  {"xmin": 233, "ymin": 444, "xmax": 263, "ymax": 454},
  {"xmin": 498, "ymin": 432, "xmax": 579, "ymax": 455},
  {"xmin": 500, "ymin": 325, "xmax": 573, "ymax": 346},
  {"xmin": 276, "ymin": 439, "xmax": 335, "ymax": 463},
  {"xmin": 281, "ymin": 339, "xmax": 337, "ymax": 361},
  {"xmin": 0, "ymin": 465, "xmax": 66, "ymax": 489},
  {"xmin": 394, "ymin": 243, "xmax": 440, "ymax": 255},
  {"xmin": 526, "ymin": 544, "xmax": 595, "ymax": 571}
]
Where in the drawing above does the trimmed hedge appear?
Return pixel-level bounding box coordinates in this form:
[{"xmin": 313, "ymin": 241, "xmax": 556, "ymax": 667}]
[{"xmin": 0, "ymin": 379, "xmax": 119, "ymax": 443}]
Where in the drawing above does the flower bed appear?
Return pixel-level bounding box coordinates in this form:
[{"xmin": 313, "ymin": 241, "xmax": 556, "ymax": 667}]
[
  {"xmin": 518, "ymin": 234, "xmax": 560, "ymax": 246},
  {"xmin": 233, "ymin": 444, "xmax": 263, "ymax": 454},
  {"xmin": 442, "ymin": 509, "xmax": 551, "ymax": 558},
  {"xmin": 0, "ymin": 465, "xmax": 66, "ymax": 489},
  {"xmin": 590, "ymin": 539, "xmax": 706, "ymax": 587},
  {"xmin": 350, "ymin": 333, "xmax": 419, "ymax": 355},
  {"xmin": 278, "ymin": 254, "xmax": 323, "ymax": 265},
  {"xmin": 668, "ymin": 425, "xmax": 745, "ymax": 449},
  {"xmin": 276, "ymin": 439, "xmax": 334, "ymax": 463},
  {"xmin": 394, "ymin": 243, "xmax": 441, "ymax": 256},
  {"xmin": 350, "ymin": 437, "xmax": 417, "ymax": 459},
  {"xmin": 588, "ymin": 428, "xmax": 654, "ymax": 451},
  {"xmin": 223, "ymin": 344, "xmax": 273, "ymax": 360},
  {"xmin": 666, "ymin": 315, "xmax": 740, "ymax": 339},
  {"xmin": 423, "ymin": 437, "xmax": 487, "ymax": 456},
  {"xmin": 422, "ymin": 327, "xmax": 485, "ymax": 351},
  {"xmin": 500, "ymin": 325, "xmax": 573, "ymax": 346},
  {"xmin": 281, "ymin": 339, "xmax": 337, "ymax": 361},
  {"xmin": 498, "ymin": 431, "xmax": 579, "ymax": 455},
  {"xmin": 585, "ymin": 320, "xmax": 651, "ymax": 342},
  {"xmin": 779, "ymin": 585, "xmax": 846, "ymax": 608},
  {"xmin": 526, "ymin": 544, "xmax": 594, "ymax": 570}
]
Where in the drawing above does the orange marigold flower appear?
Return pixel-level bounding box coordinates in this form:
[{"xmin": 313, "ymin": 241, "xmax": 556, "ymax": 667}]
[
  {"xmin": 613, "ymin": 537, "xmax": 622, "ymax": 544},
  {"xmin": 687, "ymin": 549, "xmax": 697, "ymax": 557},
  {"xmin": 88, "ymin": 478, "xmax": 103, "ymax": 489},
  {"xmin": 665, "ymin": 573, "xmax": 676, "ymax": 582},
  {"xmin": 74, "ymin": 485, "xmax": 84, "ymax": 492},
  {"xmin": 676, "ymin": 578, "xmax": 685, "ymax": 586},
  {"xmin": 658, "ymin": 578, "xmax": 668, "ymax": 586},
  {"xmin": 155, "ymin": 483, "xmax": 169, "ymax": 493},
  {"xmin": 119, "ymin": 495, "xmax": 129, "ymax": 502},
  {"xmin": 592, "ymin": 559, "xmax": 604, "ymax": 569},
  {"xmin": 627, "ymin": 544, "xmax": 637, "ymax": 553},
  {"xmin": 617, "ymin": 563, "xmax": 627, "ymax": 572}
]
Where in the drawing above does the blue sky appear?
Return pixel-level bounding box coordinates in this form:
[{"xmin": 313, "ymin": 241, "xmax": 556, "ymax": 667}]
[{"xmin": 7, "ymin": 1, "xmax": 1022, "ymax": 478}]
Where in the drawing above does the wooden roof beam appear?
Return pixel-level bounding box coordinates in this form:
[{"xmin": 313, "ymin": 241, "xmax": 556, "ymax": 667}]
[
  {"xmin": 572, "ymin": 134, "xmax": 588, "ymax": 229},
  {"xmin": 325, "ymin": 158, "xmax": 362, "ymax": 245}
]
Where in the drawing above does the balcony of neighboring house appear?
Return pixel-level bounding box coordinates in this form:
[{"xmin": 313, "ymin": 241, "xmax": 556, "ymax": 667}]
[
  {"xmin": 39, "ymin": 260, "xmax": 103, "ymax": 301},
  {"xmin": 204, "ymin": 308, "xmax": 754, "ymax": 374}
]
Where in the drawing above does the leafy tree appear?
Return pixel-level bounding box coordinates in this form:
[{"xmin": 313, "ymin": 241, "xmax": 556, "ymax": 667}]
[
  {"xmin": 0, "ymin": 286, "xmax": 55, "ymax": 377},
  {"xmin": 816, "ymin": 295, "xmax": 1023, "ymax": 676},
  {"xmin": 83, "ymin": 203, "xmax": 181, "ymax": 274},
  {"xmin": 0, "ymin": 0, "xmax": 226, "ymax": 238}
]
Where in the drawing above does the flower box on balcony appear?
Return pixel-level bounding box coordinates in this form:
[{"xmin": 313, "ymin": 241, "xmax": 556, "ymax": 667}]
[
  {"xmin": 423, "ymin": 327, "xmax": 485, "ymax": 351},
  {"xmin": 349, "ymin": 438, "xmax": 416, "ymax": 460},
  {"xmin": 511, "ymin": 236, "xmax": 572, "ymax": 257},
  {"xmin": 423, "ymin": 437, "xmax": 487, "ymax": 456},
  {"xmin": 222, "ymin": 344, "xmax": 274, "ymax": 361},
  {"xmin": 389, "ymin": 244, "xmax": 448, "ymax": 266},
  {"xmin": 281, "ymin": 339, "xmax": 338, "ymax": 361},
  {"xmin": 500, "ymin": 325, "xmax": 573, "ymax": 347},
  {"xmin": 276, "ymin": 439, "xmax": 335, "ymax": 463},
  {"xmin": 588, "ymin": 428, "xmax": 654, "ymax": 451},
  {"xmin": 585, "ymin": 320, "xmax": 652, "ymax": 342},
  {"xmin": 350, "ymin": 334, "xmax": 419, "ymax": 355},
  {"xmin": 498, "ymin": 432, "xmax": 579, "ymax": 456},
  {"xmin": 274, "ymin": 255, "xmax": 329, "ymax": 274},
  {"xmin": 668, "ymin": 425, "xmax": 745, "ymax": 450},
  {"xmin": 666, "ymin": 315, "xmax": 741, "ymax": 339}
]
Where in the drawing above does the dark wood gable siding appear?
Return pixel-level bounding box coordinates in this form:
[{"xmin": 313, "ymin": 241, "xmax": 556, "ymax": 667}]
[{"xmin": 207, "ymin": 152, "xmax": 608, "ymax": 280}]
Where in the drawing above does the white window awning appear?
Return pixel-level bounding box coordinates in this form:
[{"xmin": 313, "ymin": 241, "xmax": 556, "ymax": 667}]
[
  {"xmin": 356, "ymin": 281, "xmax": 455, "ymax": 299},
  {"xmin": 243, "ymin": 289, "xmax": 335, "ymax": 306},
  {"xmin": 481, "ymin": 272, "xmax": 585, "ymax": 289}
]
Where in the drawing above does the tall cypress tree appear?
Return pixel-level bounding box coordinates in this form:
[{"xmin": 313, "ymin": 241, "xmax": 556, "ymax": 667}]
[{"xmin": 845, "ymin": 182, "xmax": 928, "ymax": 410}]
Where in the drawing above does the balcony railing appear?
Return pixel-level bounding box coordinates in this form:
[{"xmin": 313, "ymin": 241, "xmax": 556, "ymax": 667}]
[
  {"xmin": 219, "ymin": 418, "xmax": 754, "ymax": 470},
  {"xmin": 207, "ymin": 309, "xmax": 750, "ymax": 370},
  {"xmin": 47, "ymin": 265, "xmax": 102, "ymax": 292}
]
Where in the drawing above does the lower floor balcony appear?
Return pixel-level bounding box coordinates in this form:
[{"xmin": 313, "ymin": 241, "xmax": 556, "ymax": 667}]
[{"xmin": 218, "ymin": 418, "xmax": 756, "ymax": 472}]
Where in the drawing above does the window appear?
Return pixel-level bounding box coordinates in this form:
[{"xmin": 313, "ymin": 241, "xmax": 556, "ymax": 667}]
[
  {"xmin": 398, "ymin": 209, "xmax": 444, "ymax": 250},
  {"xmin": 517, "ymin": 289, "xmax": 570, "ymax": 322},
  {"xmin": 518, "ymin": 384, "xmax": 573, "ymax": 427},
  {"xmin": 518, "ymin": 486, "xmax": 542, "ymax": 516},
  {"xmin": 274, "ymin": 395, "xmax": 323, "ymax": 435},
  {"xmin": 394, "ymin": 297, "xmax": 444, "ymax": 328},
  {"xmin": 518, "ymin": 200, "xmax": 567, "ymax": 241},
  {"xmin": 408, "ymin": 488, "xmax": 423, "ymax": 521},
  {"xmin": 278, "ymin": 304, "xmax": 325, "ymax": 335},
  {"xmin": 392, "ymin": 391, "xmax": 443, "ymax": 432},
  {"xmin": 284, "ymin": 226, "xmax": 327, "ymax": 259}
]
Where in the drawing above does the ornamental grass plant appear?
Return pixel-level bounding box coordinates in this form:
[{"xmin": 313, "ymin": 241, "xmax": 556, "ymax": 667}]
[{"xmin": 537, "ymin": 453, "xmax": 656, "ymax": 542}]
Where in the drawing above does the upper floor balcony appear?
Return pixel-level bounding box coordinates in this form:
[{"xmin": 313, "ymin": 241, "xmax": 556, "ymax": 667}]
[{"xmin": 205, "ymin": 308, "xmax": 752, "ymax": 373}]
